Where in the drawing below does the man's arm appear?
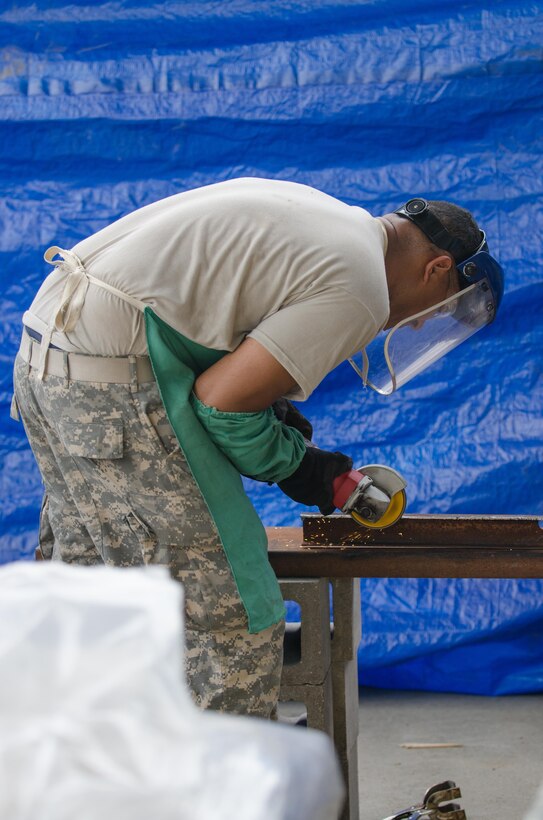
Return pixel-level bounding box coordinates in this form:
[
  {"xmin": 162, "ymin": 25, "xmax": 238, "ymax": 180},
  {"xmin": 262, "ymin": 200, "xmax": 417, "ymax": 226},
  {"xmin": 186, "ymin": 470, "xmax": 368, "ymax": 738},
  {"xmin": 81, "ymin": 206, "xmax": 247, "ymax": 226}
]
[
  {"xmin": 193, "ymin": 337, "xmax": 297, "ymax": 412},
  {"xmin": 192, "ymin": 336, "xmax": 352, "ymax": 513}
]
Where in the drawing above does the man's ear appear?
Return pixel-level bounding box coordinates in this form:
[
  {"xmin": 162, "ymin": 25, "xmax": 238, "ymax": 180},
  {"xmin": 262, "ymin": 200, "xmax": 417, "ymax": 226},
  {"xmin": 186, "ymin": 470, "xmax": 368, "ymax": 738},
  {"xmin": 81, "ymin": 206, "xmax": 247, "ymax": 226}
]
[{"xmin": 422, "ymin": 254, "xmax": 453, "ymax": 285}]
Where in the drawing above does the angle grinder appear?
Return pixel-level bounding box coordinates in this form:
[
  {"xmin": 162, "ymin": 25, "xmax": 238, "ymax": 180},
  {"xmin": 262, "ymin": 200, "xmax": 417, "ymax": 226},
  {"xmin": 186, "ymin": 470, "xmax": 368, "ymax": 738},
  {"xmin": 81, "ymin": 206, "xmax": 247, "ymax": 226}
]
[{"xmin": 332, "ymin": 464, "xmax": 407, "ymax": 529}]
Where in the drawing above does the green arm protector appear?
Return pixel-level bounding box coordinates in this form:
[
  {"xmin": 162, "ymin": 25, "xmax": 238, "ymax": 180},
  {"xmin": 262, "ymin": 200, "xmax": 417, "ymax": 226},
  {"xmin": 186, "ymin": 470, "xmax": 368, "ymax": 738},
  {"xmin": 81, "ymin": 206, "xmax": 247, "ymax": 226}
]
[{"xmin": 190, "ymin": 393, "xmax": 306, "ymax": 483}]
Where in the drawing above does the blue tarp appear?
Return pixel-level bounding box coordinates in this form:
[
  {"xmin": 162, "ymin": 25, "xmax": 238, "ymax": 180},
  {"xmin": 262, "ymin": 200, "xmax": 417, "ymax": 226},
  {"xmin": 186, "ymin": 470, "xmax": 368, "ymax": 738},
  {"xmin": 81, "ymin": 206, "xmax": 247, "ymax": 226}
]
[{"xmin": 1, "ymin": 1, "xmax": 542, "ymax": 694}]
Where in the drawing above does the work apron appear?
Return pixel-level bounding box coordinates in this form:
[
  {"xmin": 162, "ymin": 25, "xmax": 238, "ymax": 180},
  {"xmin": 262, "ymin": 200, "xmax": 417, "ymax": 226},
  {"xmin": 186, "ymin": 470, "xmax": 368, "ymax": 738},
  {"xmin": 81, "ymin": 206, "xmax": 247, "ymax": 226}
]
[{"xmin": 36, "ymin": 247, "xmax": 286, "ymax": 634}]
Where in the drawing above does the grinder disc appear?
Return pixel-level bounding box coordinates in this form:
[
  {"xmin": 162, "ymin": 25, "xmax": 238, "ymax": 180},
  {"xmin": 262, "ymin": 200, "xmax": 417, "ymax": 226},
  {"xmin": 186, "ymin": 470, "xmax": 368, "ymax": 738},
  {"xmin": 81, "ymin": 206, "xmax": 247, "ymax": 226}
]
[{"xmin": 350, "ymin": 489, "xmax": 407, "ymax": 529}]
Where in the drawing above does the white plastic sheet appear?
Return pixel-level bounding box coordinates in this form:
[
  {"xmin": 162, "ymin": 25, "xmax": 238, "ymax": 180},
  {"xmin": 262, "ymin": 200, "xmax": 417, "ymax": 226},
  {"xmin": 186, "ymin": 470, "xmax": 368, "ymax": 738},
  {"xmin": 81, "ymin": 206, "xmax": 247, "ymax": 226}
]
[
  {"xmin": 525, "ymin": 783, "xmax": 543, "ymax": 820},
  {"xmin": 0, "ymin": 563, "xmax": 344, "ymax": 820}
]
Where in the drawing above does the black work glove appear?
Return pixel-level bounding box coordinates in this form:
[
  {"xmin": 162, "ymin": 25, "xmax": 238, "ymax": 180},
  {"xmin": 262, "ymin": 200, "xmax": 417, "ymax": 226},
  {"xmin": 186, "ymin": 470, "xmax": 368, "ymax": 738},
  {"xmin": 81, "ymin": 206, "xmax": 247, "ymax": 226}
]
[
  {"xmin": 272, "ymin": 398, "xmax": 314, "ymax": 441},
  {"xmin": 277, "ymin": 446, "xmax": 353, "ymax": 515}
]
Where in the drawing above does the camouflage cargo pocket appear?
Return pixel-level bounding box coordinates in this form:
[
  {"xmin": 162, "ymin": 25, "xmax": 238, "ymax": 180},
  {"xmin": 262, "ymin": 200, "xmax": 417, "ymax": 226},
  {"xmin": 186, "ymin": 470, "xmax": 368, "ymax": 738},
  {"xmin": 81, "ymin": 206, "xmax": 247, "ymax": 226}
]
[{"xmin": 57, "ymin": 418, "xmax": 124, "ymax": 459}]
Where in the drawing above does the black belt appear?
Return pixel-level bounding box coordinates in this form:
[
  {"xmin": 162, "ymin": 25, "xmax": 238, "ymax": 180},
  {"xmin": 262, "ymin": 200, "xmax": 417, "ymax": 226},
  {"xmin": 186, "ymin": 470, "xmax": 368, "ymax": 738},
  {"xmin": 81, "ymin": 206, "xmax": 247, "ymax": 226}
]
[{"xmin": 24, "ymin": 327, "xmax": 61, "ymax": 350}]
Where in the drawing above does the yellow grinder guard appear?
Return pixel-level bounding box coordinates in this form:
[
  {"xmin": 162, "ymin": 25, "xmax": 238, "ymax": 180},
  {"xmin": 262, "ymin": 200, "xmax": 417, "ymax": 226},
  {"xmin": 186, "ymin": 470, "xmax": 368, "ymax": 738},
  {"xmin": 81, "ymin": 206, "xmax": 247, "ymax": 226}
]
[
  {"xmin": 351, "ymin": 488, "xmax": 407, "ymax": 529},
  {"xmin": 348, "ymin": 464, "xmax": 407, "ymax": 529}
]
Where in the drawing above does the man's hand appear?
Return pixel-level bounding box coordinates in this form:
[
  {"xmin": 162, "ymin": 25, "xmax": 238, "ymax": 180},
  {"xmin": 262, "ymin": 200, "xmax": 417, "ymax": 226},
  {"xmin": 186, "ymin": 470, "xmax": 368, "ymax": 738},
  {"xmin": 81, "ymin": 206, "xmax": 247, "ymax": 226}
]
[
  {"xmin": 194, "ymin": 338, "xmax": 298, "ymax": 412},
  {"xmin": 278, "ymin": 446, "xmax": 353, "ymax": 515}
]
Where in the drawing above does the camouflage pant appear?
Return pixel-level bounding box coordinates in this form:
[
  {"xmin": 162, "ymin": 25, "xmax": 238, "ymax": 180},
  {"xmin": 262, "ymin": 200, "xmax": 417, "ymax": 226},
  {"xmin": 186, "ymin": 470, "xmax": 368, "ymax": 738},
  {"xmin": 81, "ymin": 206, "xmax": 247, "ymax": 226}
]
[{"xmin": 13, "ymin": 350, "xmax": 284, "ymax": 718}]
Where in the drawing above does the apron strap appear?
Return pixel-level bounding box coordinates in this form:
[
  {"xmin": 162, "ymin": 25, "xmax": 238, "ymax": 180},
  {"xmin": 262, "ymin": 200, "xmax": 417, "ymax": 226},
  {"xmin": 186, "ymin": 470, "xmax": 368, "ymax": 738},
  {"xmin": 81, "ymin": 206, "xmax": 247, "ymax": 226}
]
[
  {"xmin": 37, "ymin": 246, "xmax": 147, "ymax": 379},
  {"xmin": 86, "ymin": 272, "xmax": 147, "ymax": 312},
  {"xmin": 44, "ymin": 247, "xmax": 89, "ymax": 334}
]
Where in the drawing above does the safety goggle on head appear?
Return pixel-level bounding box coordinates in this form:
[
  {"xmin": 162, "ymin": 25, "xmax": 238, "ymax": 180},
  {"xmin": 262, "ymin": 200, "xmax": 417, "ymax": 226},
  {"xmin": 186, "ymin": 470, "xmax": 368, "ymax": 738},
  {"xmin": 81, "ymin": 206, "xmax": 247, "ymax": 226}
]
[{"xmin": 349, "ymin": 198, "xmax": 505, "ymax": 395}]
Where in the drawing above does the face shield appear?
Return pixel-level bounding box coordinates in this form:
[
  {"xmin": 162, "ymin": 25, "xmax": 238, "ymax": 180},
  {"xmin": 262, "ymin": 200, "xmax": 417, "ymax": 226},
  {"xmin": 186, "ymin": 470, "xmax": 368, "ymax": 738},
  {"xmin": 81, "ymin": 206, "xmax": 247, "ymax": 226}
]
[{"xmin": 349, "ymin": 198, "xmax": 504, "ymax": 396}]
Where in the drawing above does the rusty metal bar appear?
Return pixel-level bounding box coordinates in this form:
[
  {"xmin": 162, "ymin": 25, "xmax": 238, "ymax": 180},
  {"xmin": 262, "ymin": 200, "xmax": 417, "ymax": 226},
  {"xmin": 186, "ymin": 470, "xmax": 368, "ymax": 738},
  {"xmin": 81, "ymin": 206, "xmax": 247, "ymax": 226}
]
[
  {"xmin": 302, "ymin": 513, "xmax": 543, "ymax": 547},
  {"xmin": 266, "ymin": 514, "xmax": 543, "ymax": 579}
]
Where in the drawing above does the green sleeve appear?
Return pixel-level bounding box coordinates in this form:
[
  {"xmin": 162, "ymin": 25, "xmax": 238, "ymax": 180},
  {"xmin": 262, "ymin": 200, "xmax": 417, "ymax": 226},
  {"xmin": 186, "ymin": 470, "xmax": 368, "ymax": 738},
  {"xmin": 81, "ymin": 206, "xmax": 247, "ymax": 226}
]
[{"xmin": 190, "ymin": 393, "xmax": 306, "ymax": 483}]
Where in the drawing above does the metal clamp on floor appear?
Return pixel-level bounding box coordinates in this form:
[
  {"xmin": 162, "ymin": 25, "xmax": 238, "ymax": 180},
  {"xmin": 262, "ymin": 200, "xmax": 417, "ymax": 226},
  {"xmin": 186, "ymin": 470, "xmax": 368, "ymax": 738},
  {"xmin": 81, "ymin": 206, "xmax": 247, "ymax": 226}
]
[{"xmin": 382, "ymin": 781, "xmax": 467, "ymax": 820}]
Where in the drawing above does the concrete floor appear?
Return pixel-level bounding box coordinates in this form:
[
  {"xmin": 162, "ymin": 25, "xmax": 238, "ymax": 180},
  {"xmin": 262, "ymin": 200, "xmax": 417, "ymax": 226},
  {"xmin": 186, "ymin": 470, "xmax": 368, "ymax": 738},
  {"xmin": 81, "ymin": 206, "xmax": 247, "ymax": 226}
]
[{"xmin": 357, "ymin": 688, "xmax": 543, "ymax": 820}]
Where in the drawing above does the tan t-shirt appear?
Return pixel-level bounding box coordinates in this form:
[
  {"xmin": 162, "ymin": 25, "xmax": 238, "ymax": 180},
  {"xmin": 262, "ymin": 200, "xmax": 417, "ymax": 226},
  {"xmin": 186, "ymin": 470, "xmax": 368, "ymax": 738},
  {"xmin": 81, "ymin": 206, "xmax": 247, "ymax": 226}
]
[{"xmin": 24, "ymin": 177, "xmax": 390, "ymax": 400}]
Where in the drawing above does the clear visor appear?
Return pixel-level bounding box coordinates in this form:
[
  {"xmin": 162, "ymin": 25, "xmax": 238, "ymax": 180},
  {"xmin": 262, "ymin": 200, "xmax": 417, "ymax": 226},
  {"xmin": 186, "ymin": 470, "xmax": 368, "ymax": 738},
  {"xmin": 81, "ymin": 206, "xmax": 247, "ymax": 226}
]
[{"xmin": 349, "ymin": 279, "xmax": 496, "ymax": 395}]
